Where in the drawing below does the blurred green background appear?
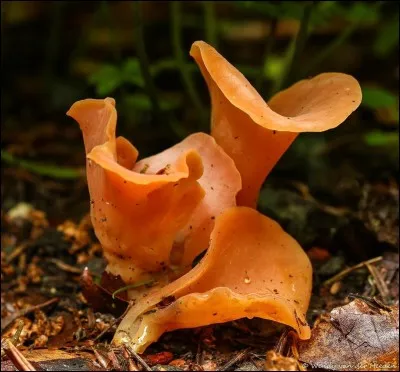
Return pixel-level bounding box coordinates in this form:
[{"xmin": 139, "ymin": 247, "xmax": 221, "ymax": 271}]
[{"xmin": 1, "ymin": 1, "xmax": 399, "ymax": 252}]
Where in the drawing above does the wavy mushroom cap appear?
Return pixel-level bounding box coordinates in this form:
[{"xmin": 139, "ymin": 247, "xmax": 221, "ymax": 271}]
[
  {"xmin": 67, "ymin": 98, "xmax": 241, "ymax": 285},
  {"xmin": 135, "ymin": 133, "xmax": 241, "ymax": 267},
  {"xmin": 190, "ymin": 40, "xmax": 362, "ymax": 207},
  {"xmin": 68, "ymin": 98, "xmax": 204, "ymax": 285},
  {"xmin": 114, "ymin": 207, "xmax": 312, "ymax": 353}
]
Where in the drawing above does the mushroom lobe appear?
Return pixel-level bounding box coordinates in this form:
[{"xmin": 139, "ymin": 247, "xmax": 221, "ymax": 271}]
[
  {"xmin": 114, "ymin": 207, "xmax": 312, "ymax": 353},
  {"xmin": 190, "ymin": 41, "xmax": 362, "ymax": 207}
]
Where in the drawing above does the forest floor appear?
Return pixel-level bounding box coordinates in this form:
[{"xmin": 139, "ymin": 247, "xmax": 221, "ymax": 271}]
[{"xmin": 1, "ymin": 131, "xmax": 398, "ymax": 371}]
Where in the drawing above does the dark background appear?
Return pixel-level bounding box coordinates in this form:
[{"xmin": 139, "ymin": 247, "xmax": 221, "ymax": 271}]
[{"xmin": 1, "ymin": 1, "xmax": 398, "ymax": 253}]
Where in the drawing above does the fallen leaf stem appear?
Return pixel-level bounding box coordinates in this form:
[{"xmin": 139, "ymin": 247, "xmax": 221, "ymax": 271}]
[{"xmin": 323, "ymin": 256, "xmax": 383, "ymax": 287}]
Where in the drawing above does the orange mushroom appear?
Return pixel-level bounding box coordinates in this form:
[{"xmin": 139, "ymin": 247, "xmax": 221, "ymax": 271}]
[
  {"xmin": 134, "ymin": 133, "xmax": 241, "ymax": 268},
  {"xmin": 190, "ymin": 41, "xmax": 362, "ymax": 207},
  {"xmin": 113, "ymin": 207, "xmax": 312, "ymax": 353},
  {"xmin": 69, "ymin": 42, "xmax": 363, "ymax": 354},
  {"xmin": 67, "ymin": 98, "xmax": 240, "ymax": 286}
]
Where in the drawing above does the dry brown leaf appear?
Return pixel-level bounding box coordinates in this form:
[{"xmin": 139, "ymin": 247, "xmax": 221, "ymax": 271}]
[
  {"xmin": 1, "ymin": 349, "xmax": 102, "ymax": 371},
  {"xmin": 299, "ymin": 299, "xmax": 399, "ymax": 371}
]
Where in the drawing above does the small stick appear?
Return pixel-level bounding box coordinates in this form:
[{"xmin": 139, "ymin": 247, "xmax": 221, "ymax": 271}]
[
  {"xmin": 2, "ymin": 339, "xmax": 36, "ymax": 371},
  {"xmin": 219, "ymin": 348, "xmax": 250, "ymax": 371},
  {"xmin": 347, "ymin": 293, "xmax": 393, "ymax": 312},
  {"xmin": 1, "ymin": 297, "xmax": 59, "ymax": 333},
  {"xmin": 1, "ymin": 320, "xmax": 25, "ymax": 358},
  {"xmin": 291, "ymin": 181, "xmax": 352, "ymax": 217},
  {"xmin": 95, "ymin": 301, "xmax": 134, "ymax": 341},
  {"xmin": 107, "ymin": 350, "xmax": 123, "ymax": 370},
  {"xmin": 287, "ymin": 331, "xmax": 300, "ymax": 359},
  {"xmin": 274, "ymin": 328, "xmax": 290, "ymax": 355},
  {"xmin": 366, "ymin": 263, "xmax": 390, "ymax": 303},
  {"xmin": 124, "ymin": 344, "xmax": 152, "ymax": 371},
  {"xmin": 10, "ymin": 319, "xmax": 25, "ymax": 346},
  {"xmin": 48, "ymin": 258, "xmax": 82, "ymax": 274},
  {"xmin": 323, "ymin": 256, "xmax": 383, "ymax": 286},
  {"xmin": 196, "ymin": 342, "xmax": 203, "ymax": 366},
  {"xmin": 6, "ymin": 243, "xmax": 28, "ymax": 264},
  {"xmin": 122, "ymin": 347, "xmax": 139, "ymax": 371},
  {"xmin": 92, "ymin": 347, "xmax": 110, "ymax": 369}
]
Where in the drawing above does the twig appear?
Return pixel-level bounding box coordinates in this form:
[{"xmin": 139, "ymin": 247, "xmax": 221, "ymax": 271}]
[
  {"xmin": 171, "ymin": 1, "xmax": 206, "ymax": 129},
  {"xmin": 255, "ymin": 18, "xmax": 278, "ymax": 93},
  {"xmin": 219, "ymin": 348, "xmax": 250, "ymax": 371},
  {"xmin": 48, "ymin": 258, "xmax": 83, "ymax": 274},
  {"xmin": 274, "ymin": 328, "xmax": 290, "ymax": 355},
  {"xmin": 291, "ymin": 181, "xmax": 352, "ymax": 217},
  {"xmin": 287, "ymin": 331, "xmax": 300, "ymax": 359},
  {"xmin": 124, "ymin": 345, "xmax": 152, "ymax": 371},
  {"xmin": 122, "ymin": 347, "xmax": 139, "ymax": 371},
  {"xmin": 366, "ymin": 263, "xmax": 390, "ymax": 303},
  {"xmin": 95, "ymin": 300, "xmax": 134, "ymax": 341},
  {"xmin": 2, "ymin": 339, "xmax": 36, "ymax": 371},
  {"xmin": 1, "ymin": 297, "xmax": 59, "ymax": 333},
  {"xmin": 10, "ymin": 320, "xmax": 25, "ymax": 346},
  {"xmin": 203, "ymin": 1, "xmax": 218, "ymax": 48},
  {"xmin": 1, "ymin": 320, "xmax": 25, "ymax": 358},
  {"xmin": 347, "ymin": 293, "xmax": 393, "ymax": 312},
  {"xmin": 274, "ymin": 1, "xmax": 316, "ymax": 93},
  {"xmin": 92, "ymin": 347, "xmax": 110, "ymax": 369},
  {"xmin": 107, "ymin": 350, "xmax": 123, "ymax": 370},
  {"xmin": 323, "ymin": 256, "xmax": 383, "ymax": 287},
  {"xmin": 5, "ymin": 243, "xmax": 29, "ymax": 264},
  {"xmin": 132, "ymin": 1, "xmax": 162, "ymax": 121},
  {"xmin": 196, "ymin": 341, "xmax": 203, "ymax": 366}
]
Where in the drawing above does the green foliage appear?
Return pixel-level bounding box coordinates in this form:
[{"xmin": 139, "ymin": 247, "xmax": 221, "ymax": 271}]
[
  {"xmin": 88, "ymin": 58, "xmax": 144, "ymax": 96},
  {"xmin": 150, "ymin": 59, "xmax": 196, "ymax": 76},
  {"xmin": 362, "ymin": 87, "xmax": 398, "ymax": 110},
  {"xmin": 122, "ymin": 93, "xmax": 181, "ymax": 112},
  {"xmin": 232, "ymin": 1, "xmax": 304, "ymax": 19},
  {"xmin": 88, "ymin": 65, "xmax": 121, "ymax": 96},
  {"xmin": 363, "ymin": 130, "xmax": 399, "ymax": 147},
  {"xmin": 343, "ymin": 2, "xmax": 380, "ymax": 23},
  {"xmin": 373, "ymin": 15, "xmax": 399, "ymax": 57},
  {"xmin": 232, "ymin": 1, "xmax": 379, "ymax": 26},
  {"xmin": 263, "ymin": 55, "xmax": 285, "ymax": 84},
  {"xmin": 86, "ymin": 0, "xmax": 396, "ymax": 133},
  {"xmin": 122, "ymin": 59, "xmax": 146, "ymax": 87}
]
